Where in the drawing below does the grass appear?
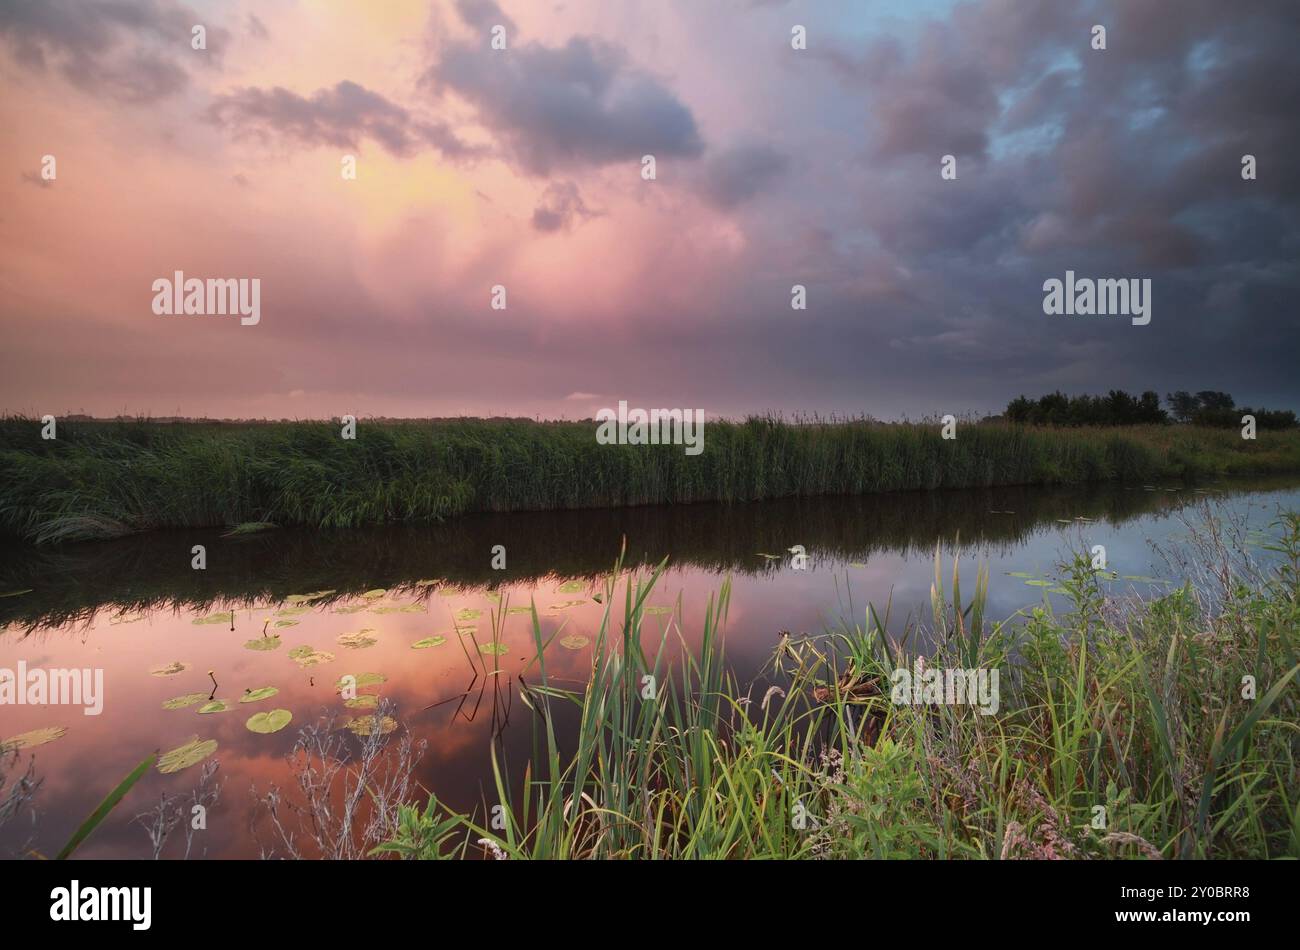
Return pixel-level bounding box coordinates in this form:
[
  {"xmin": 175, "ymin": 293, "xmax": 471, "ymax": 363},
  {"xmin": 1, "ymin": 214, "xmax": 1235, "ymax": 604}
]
[
  {"xmin": 3, "ymin": 415, "xmax": 1300, "ymax": 543},
  {"xmin": 378, "ymin": 511, "xmax": 1300, "ymax": 860}
]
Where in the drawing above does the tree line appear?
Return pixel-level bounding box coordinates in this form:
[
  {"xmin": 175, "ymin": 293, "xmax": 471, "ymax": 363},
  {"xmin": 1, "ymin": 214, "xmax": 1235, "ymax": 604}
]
[{"xmin": 1003, "ymin": 390, "xmax": 1297, "ymax": 429}]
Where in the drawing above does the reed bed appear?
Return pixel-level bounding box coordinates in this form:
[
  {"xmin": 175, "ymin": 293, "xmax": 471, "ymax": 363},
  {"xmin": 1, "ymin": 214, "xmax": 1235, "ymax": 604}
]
[
  {"xmin": 3, "ymin": 416, "xmax": 1299, "ymax": 543},
  {"xmin": 379, "ymin": 510, "xmax": 1300, "ymax": 860}
]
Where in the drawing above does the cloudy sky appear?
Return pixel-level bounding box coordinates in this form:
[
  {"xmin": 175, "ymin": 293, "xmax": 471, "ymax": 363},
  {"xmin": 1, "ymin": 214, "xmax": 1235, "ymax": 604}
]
[{"xmin": 1, "ymin": 0, "xmax": 1296, "ymax": 420}]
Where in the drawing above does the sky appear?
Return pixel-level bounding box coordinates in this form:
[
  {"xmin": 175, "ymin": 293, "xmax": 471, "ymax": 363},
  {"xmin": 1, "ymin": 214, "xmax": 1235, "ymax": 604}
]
[{"xmin": 1, "ymin": 0, "xmax": 1297, "ymax": 421}]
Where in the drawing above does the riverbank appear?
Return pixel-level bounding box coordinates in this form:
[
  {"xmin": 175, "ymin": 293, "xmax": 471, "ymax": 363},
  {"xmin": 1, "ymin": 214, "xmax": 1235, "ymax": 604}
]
[
  {"xmin": 3, "ymin": 416, "xmax": 1299, "ymax": 543},
  {"xmin": 380, "ymin": 512, "xmax": 1300, "ymax": 860}
]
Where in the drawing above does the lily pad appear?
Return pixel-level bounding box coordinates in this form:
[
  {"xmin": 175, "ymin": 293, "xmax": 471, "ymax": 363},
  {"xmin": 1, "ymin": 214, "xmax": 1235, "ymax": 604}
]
[
  {"xmin": 1, "ymin": 726, "xmax": 67, "ymax": 751},
  {"xmin": 550, "ymin": 601, "xmax": 586, "ymax": 610},
  {"xmin": 149, "ymin": 661, "xmax": 191, "ymax": 677},
  {"xmin": 192, "ymin": 612, "xmax": 233, "ymax": 626},
  {"xmin": 275, "ymin": 606, "xmax": 311, "ymax": 617},
  {"xmin": 478, "ymin": 642, "xmax": 508, "ymax": 656},
  {"xmin": 162, "ymin": 692, "xmax": 209, "ymax": 710},
  {"xmin": 337, "ymin": 629, "xmax": 379, "ymax": 649},
  {"xmin": 344, "ymin": 694, "xmax": 379, "ymax": 709},
  {"xmin": 240, "ymin": 686, "xmax": 279, "ymax": 704},
  {"xmin": 288, "ymin": 646, "xmax": 335, "ymax": 668},
  {"xmin": 157, "ymin": 736, "xmax": 217, "ymax": 774},
  {"xmin": 361, "ymin": 589, "xmax": 387, "ymax": 599},
  {"xmin": 644, "ymin": 606, "xmax": 671, "ymax": 616},
  {"xmin": 222, "ymin": 522, "xmax": 276, "ymax": 536},
  {"xmin": 1025, "ymin": 580, "xmax": 1054, "ymax": 588},
  {"xmin": 848, "ymin": 562, "xmax": 868, "ymax": 569},
  {"xmin": 370, "ymin": 604, "xmax": 424, "ymax": 615},
  {"xmin": 506, "ymin": 607, "xmax": 532, "ymax": 615},
  {"xmin": 197, "ymin": 699, "xmax": 233, "ymax": 714},
  {"xmin": 245, "ymin": 709, "xmax": 292, "ymax": 734},
  {"xmin": 556, "ymin": 581, "xmax": 584, "ymax": 594},
  {"xmin": 332, "ymin": 605, "xmax": 369, "ymax": 614},
  {"xmin": 273, "ymin": 619, "xmax": 299, "ymax": 629},
  {"xmin": 244, "ymin": 637, "xmax": 281, "ymax": 651},
  {"xmin": 455, "ymin": 609, "xmax": 482, "ymax": 621},
  {"xmin": 285, "ymin": 590, "xmax": 335, "ymax": 605},
  {"xmin": 345, "ymin": 715, "xmax": 397, "ymax": 737},
  {"xmin": 558, "ymin": 635, "xmax": 590, "ymax": 650},
  {"xmin": 1007, "ymin": 571, "xmax": 1038, "ymax": 579},
  {"xmin": 411, "ymin": 636, "xmax": 447, "ymax": 649},
  {"xmin": 334, "ymin": 672, "xmax": 386, "ymax": 693}
]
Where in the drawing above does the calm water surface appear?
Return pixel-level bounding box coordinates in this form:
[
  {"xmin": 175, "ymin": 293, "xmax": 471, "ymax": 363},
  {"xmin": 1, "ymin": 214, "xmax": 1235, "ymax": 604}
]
[{"xmin": 2, "ymin": 477, "xmax": 1297, "ymax": 858}]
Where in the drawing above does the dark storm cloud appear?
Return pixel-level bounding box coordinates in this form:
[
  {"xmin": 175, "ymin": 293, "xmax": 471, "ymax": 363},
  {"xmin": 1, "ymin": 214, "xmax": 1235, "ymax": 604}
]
[
  {"xmin": 697, "ymin": 144, "xmax": 789, "ymax": 209},
  {"xmin": 453, "ymin": 0, "xmax": 517, "ymax": 35},
  {"xmin": 426, "ymin": 36, "xmax": 704, "ymax": 175},
  {"xmin": 0, "ymin": 0, "xmax": 229, "ymax": 102},
  {"xmin": 861, "ymin": 31, "xmax": 1001, "ymax": 161},
  {"xmin": 780, "ymin": 0, "xmax": 1300, "ymax": 412},
  {"xmin": 531, "ymin": 181, "xmax": 598, "ymax": 232},
  {"xmin": 826, "ymin": 0, "xmax": 1300, "ymax": 267},
  {"xmin": 206, "ymin": 81, "xmax": 485, "ymax": 160}
]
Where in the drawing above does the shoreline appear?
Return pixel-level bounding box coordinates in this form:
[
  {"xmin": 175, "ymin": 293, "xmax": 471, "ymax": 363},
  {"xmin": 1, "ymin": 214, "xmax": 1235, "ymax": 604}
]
[{"xmin": 3, "ymin": 417, "xmax": 1299, "ymax": 544}]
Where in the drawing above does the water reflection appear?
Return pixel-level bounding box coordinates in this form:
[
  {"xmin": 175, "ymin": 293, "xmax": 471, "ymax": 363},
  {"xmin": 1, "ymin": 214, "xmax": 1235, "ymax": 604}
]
[
  {"xmin": 8, "ymin": 478, "xmax": 1293, "ymax": 632},
  {"xmin": 1, "ymin": 476, "xmax": 1296, "ymax": 859}
]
